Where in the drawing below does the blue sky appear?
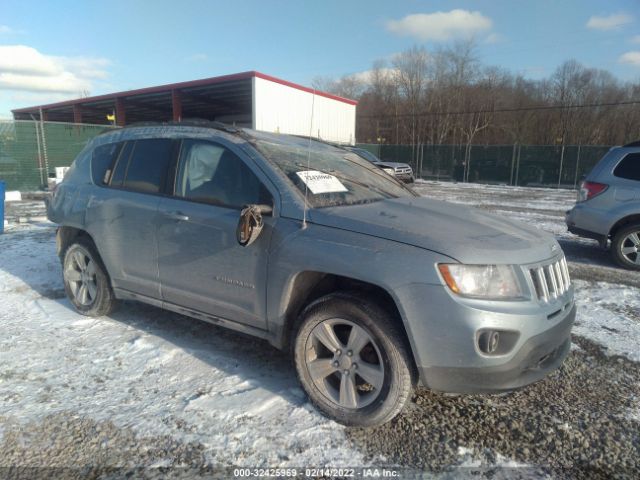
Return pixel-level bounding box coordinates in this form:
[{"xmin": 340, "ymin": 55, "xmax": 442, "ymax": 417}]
[{"xmin": 1, "ymin": 0, "xmax": 639, "ymax": 117}]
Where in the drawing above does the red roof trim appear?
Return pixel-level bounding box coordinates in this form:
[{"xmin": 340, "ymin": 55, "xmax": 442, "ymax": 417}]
[
  {"xmin": 12, "ymin": 71, "xmax": 357, "ymax": 113},
  {"xmin": 254, "ymin": 72, "xmax": 358, "ymax": 105}
]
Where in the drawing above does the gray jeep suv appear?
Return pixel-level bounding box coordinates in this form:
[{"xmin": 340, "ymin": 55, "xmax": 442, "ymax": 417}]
[
  {"xmin": 48, "ymin": 122, "xmax": 575, "ymax": 427},
  {"xmin": 566, "ymin": 141, "xmax": 640, "ymax": 269}
]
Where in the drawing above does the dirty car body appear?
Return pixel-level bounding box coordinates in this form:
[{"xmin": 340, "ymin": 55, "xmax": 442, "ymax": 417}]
[{"xmin": 48, "ymin": 123, "xmax": 574, "ymax": 426}]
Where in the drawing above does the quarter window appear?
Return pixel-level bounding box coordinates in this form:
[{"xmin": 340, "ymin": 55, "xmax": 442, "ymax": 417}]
[
  {"xmin": 91, "ymin": 142, "xmax": 122, "ymax": 185},
  {"xmin": 613, "ymin": 153, "xmax": 640, "ymax": 181},
  {"xmin": 175, "ymin": 140, "xmax": 271, "ymax": 208},
  {"xmin": 109, "ymin": 141, "xmax": 134, "ymax": 188}
]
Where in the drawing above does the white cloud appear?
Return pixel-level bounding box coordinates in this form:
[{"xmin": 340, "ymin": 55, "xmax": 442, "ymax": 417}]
[
  {"xmin": 386, "ymin": 10, "xmax": 493, "ymax": 42},
  {"xmin": 586, "ymin": 13, "xmax": 633, "ymax": 31},
  {"xmin": 619, "ymin": 51, "xmax": 640, "ymax": 66},
  {"xmin": 55, "ymin": 56, "xmax": 111, "ymax": 80},
  {"xmin": 0, "ymin": 45, "xmax": 110, "ymax": 95},
  {"xmin": 0, "ymin": 71, "xmax": 92, "ymax": 93}
]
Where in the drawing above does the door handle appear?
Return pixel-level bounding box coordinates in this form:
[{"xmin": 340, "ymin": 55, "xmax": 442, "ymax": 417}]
[{"xmin": 165, "ymin": 211, "xmax": 190, "ymax": 222}]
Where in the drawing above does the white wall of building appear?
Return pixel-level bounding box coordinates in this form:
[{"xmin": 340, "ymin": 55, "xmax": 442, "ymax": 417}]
[{"xmin": 252, "ymin": 76, "xmax": 356, "ymax": 145}]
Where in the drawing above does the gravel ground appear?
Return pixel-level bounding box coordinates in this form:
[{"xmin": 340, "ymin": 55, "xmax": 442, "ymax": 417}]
[
  {"xmin": 1, "ymin": 184, "xmax": 639, "ymax": 478},
  {"xmin": 348, "ymin": 337, "xmax": 639, "ymax": 478}
]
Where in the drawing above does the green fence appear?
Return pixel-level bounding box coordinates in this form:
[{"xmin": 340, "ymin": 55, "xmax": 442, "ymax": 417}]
[
  {"xmin": 357, "ymin": 143, "xmax": 613, "ymax": 188},
  {"xmin": 0, "ymin": 121, "xmax": 615, "ymax": 191},
  {"xmin": 0, "ymin": 120, "xmax": 115, "ymax": 191}
]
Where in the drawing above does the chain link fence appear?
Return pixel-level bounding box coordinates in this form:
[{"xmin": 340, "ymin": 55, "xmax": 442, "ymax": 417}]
[
  {"xmin": 0, "ymin": 120, "xmax": 115, "ymax": 191},
  {"xmin": 357, "ymin": 143, "xmax": 613, "ymax": 188},
  {"xmin": 0, "ymin": 120, "xmax": 614, "ymax": 191}
]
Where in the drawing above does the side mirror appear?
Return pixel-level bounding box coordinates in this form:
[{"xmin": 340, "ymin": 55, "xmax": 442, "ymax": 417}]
[{"xmin": 236, "ymin": 204, "xmax": 272, "ymax": 246}]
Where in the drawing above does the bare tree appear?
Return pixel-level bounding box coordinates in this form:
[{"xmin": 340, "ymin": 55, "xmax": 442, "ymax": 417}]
[
  {"xmin": 319, "ymin": 45, "xmax": 640, "ymax": 151},
  {"xmin": 392, "ymin": 46, "xmax": 430, "ymax": 172}
]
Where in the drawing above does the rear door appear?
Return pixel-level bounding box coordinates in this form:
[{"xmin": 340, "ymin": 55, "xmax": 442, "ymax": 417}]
[
  {"xmin": 611, "ymin": 152, "xmax": 640, "ymax": 202},
  {"xmin": 87, "ymin": 138, "xmax": 177, "ymax": 299},
  {"xmin": 156, "ymin": 138, "xmax": 275, "ymax": 329}
]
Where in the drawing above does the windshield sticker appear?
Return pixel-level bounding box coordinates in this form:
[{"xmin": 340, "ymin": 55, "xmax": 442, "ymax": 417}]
[{"xmin": 296, "ymin": 170, "xmax": 348, "ymax": 194}]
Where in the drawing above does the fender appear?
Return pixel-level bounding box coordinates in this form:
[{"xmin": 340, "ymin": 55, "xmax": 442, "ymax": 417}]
[{"xmin": 264, "ymin": 217, "xmax": 454, "ymax": 348}]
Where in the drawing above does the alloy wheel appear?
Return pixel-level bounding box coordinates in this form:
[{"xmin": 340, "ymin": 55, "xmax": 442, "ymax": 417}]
[
  {"xmin": 620, "ymin": 231, "xmax": 640, "ymax": 265},
  {"xmin": 65, "ymin": 248, "xmax": 98, "ymax": 306},
  {"xmin": 304, "ymin": 318, "xmax": 385, "ymax": 409}
]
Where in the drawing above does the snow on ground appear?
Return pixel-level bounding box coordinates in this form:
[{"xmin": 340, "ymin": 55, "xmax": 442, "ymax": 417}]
[
  {"xmin": 572, "ymin": 280, "xmax": 640, "ymax": 362},
  {"xmin": 414, "ymin": 179, "xmax": 576, "ymax": 215},
  {"xmin": 413, "ymin": 180, "xmax": 579, "ymax": 239},
  {"xmin": 0, "ymin": 223, "xmax": 369, "ymax": 467}
]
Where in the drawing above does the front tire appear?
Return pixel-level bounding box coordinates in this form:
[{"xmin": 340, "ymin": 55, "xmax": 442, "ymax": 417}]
[
  {"xmin": 612, "ymin": 224, "xmax": 640, "ymax": 270},
  {"xmin": 62, "ymin": 238, "xmax": 116, "ymax": 316},
  {"xmin": 293, "ymin": 293, "xmax": 414, "ymax": 427}
]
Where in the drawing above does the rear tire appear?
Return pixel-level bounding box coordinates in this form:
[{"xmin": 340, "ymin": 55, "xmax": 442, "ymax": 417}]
[
  {"xmin": 293, "ymin": 292, "xmax": 414, "ymax": 427},
  {"xmin": 611, "ymin": 224, "xmax": 640, "ymax": 270},
  {"xmin": 62, "ymin": 238, "xmax": 117, "ymax": 316}
]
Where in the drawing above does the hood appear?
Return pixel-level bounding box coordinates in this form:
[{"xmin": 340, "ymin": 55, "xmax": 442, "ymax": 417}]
[
  {"xmin": 309, "ymin": 196, "xmax": 559, "ymax": 264},
  {"xmin": 375, "ymin": 161, "xmax": 412, "ymax": 170}
]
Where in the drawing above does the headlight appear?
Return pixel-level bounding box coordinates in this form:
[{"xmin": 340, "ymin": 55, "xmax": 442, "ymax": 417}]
[
  {"xmin": 437, "ymin": 264, "xmax": 523, "ymax": 299},
  {"xmin": 382, "ymin": 168, "xmax": 395, "ymax": 176}
]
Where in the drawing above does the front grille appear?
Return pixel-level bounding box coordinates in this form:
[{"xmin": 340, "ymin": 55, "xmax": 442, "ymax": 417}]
[
  {"xmin": 528, "ymin": 256, "xmax": 571, "ymax": 302},
  {"xmin": 394, "ymin": 167, "xmax": 412, "ymax": 175}
]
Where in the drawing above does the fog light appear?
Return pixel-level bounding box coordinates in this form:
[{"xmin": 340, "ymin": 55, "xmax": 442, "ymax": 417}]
[{"xmin": 478, "ymin": 330, "xmax": 500, "ymax": 354}]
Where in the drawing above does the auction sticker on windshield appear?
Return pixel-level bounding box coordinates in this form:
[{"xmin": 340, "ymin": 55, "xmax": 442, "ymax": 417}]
[{"xmin": 296, "ymin": 170, "xmax": 348, "ymax": 194}]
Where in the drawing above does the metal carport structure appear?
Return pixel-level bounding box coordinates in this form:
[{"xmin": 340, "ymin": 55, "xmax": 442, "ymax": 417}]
[{"xmin": 12, "ymin": 71, "xmax": 357, "ymax": 144}]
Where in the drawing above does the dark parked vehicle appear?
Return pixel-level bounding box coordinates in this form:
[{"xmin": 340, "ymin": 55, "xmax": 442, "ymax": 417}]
[
  {"xmin": 344, "ymin": 146, "xmax": 415, "ymax": 183},
  {"xmin": 48, "ymin": 122, "xmax": 574, "ymax": 426},
  {"xmin": 566, "ymin": 141, "xmax": 640, "ymax": 270}
]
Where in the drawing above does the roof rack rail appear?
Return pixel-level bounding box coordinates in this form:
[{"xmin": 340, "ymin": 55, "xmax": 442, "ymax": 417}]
[
  {"xmin": 623, "ymin": 140, "xmax": 640, "ymax": 147},
  {"xmin": 290, "ymin": 134, "xmax": 353, "ymax": 149},
  {"xmin": 122, "ymin": 118, "xmax": 242, "ymax": 133}
]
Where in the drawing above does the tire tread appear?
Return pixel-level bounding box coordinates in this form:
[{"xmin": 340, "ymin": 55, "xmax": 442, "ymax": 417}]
[{"xmin": 293, "ymin": 291, "xmax": 414, "ymax": 427}]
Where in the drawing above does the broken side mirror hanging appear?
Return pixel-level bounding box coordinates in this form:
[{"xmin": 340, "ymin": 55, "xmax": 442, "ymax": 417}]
[{"xmin": 236, "ymin": 204, "xmax": 271, "ymax": 246}]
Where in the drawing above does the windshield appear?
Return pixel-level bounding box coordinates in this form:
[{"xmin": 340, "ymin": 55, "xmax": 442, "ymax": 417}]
[{"xmin": 253, "ymin": 137, "xmax": 416, "ymax": 208}]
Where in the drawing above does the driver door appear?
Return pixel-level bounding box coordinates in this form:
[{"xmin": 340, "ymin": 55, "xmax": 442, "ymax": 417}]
[{"xmin": 156, "ymin": 139, "xmax": 274, "ymax": 329}]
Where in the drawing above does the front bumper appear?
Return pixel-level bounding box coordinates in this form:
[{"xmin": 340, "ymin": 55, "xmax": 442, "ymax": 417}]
[
  {"xmin": 420, "ymin": 304, "xmax": 575, "ymax": 393},
  {"xmin": 393, "ymin": 278, "xmax": 575, "ymax": 395},
  {"xmin": 395, "ymin": 173, "xmax": 414, "ymax": 183}
]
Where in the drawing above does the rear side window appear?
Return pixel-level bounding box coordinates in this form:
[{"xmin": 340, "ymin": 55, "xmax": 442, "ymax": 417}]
[
  {"xmin": 91, "ymin": 142, "xmax": 122, "ymax": 185},
  {"xmin": 613, "ymin": 153, "xmax": 640, "ymax": 181},
  {"xmin": 109, "ymin": 139, "xmax": 174, "ymax": 193}
]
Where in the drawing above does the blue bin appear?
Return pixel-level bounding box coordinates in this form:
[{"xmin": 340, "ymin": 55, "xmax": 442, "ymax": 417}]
[{"xmin": 0, "ymin": 180, "xmax": 4, "ymax": 234}]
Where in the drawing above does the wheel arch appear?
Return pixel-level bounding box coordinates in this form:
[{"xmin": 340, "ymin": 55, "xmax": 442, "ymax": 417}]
[
  {"xmin": 57, "ymin": 225, "xmax": 92, "ymax": 259},
  {"xmin": 609, "ymin": 214, "xmax": 640, "ymax": 239},
  {"xmin": 274, "ymin": 271, "xmax": 415, "ymax": 368},
  {"xmin": 57, "ymin": 227, "xmax": 110, "ymax": 282}
]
